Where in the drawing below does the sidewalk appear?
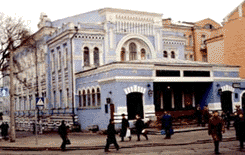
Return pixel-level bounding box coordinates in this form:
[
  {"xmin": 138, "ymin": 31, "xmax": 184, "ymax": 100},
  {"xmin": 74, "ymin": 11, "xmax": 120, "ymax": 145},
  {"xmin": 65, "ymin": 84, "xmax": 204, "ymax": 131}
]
[{"xmin": 0, "ymin": 127, "xmax": 236, "ymax": 151}]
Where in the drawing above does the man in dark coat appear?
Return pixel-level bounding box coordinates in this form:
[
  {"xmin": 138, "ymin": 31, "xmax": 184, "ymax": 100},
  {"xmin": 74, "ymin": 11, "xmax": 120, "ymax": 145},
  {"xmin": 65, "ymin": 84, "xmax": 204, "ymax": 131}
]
[
  {"xmin": 135, "ymin": 114, "xmax": 148, "ymax": 141},
  {"xmin": 161, "ymin": 111, "xmax": 173, "ymax": 139},
  {"xmin": 58, "ymin": 120, "xmax": 68, "ymax": 151},
  {"xmin": 195, "ymin": 104, "xmax": 202, "ymax": 126},
  {"xmin": 234, "ymin": 112, "xmax": 240, "ymax": 140},
  {"xmin": 0, "ymin": 122, "xmax": 4, "ymax": 138},
  {"xmin": 105, "ymin": 119, "xmax": 120, "ymax": 152},
  {"xmin": 202, "ymin": 106, "xmax": 210, "ymax": 127},
  {"xmin": 237, "ymin": 113, "xmax": 245, "ymax": 149},
  {"xmin": 120, "ymin": 113, "xmax": 131, "ymax": 142},
  {"xmin": 208, "ymin": 111, "xmax": 225, "ymax": 154},
  {"xmin": 3, "ymin": 122, "xmax": 9, "ymax": 140}
]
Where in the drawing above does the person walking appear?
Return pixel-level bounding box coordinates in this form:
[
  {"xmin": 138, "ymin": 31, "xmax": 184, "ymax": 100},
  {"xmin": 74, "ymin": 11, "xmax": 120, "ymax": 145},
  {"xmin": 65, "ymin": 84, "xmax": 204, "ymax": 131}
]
[
  {"xmin": 0, "ymin": 122, "xmax": 4, "ymax": 139},
  {"xmin": 3, "ymin": 122, "xmax": 9, "ymax": 140},
  {"xmin": 105, "ymin": 119, "xmax": 120, "ymax": 152},
  {"xmin": 237, "ymin": 113, "xmax": 245, "ymax": 150},
  {"xmin": 58, "ymin": 120, "xmax": 68, "ymax": 151},
  {"xmin": 234, "ymin": 112, "xmax": 240, "ymax": 140},
  {"xmin": 161, "ymin": 111, "xmax": 173, "ymax": 139},
  {"xmin": 202, "ymin": 106, "xmax": 210, "ymax": 127},
  {"xmin": 195, "ymin": 104, "xmax": 202, "ymax": 126},
  {"xmin": 120, "ymin": 113, "xmax": 131, "ymax": 142},
  {"xmin": 135, "ymin": 114, "xmax": 148, "ymax": 141},
  {"xmin": 208, "ymin": 111, "xmax": 225, "ymax": 154}
]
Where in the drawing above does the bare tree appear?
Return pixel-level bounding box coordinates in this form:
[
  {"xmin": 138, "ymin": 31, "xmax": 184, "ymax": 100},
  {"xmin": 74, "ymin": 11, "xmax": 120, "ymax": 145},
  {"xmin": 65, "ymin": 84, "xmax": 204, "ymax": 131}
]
[{"xmin": 0, "ymin": 13, "xmax": 31, "ymax": 142}]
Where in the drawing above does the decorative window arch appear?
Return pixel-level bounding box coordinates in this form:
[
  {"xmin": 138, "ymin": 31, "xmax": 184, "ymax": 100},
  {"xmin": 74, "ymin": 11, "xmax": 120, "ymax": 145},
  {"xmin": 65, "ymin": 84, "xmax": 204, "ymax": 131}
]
[
  {"xmin": 141, "ymin": 48, "xmax": 146, "ymax": 60},
  {"xmin": 129, "ymin": 42, "xmax": 137, "ymax": 60},
  {"xmin": 87, "ymin": 89, "xmax": 91, "ymax": 106},
  {"xmin": 94, "ymin": 47, "xmax": 99, "ymax": 67},
  {"xmin": 84, "ymin": 47, "xmax": 90, "ymax": 66},
  {"xmin": 92, "ymin": 88, "xmax": 96, "ymax": 106},
  {"xmin": 97, "ymin": 87, "xmax": 101, "ymax": 106},
  {"xmin": 121, "ymin": 47, "xmax": 126, "ymax": 61},
  {"xmin": 163, "ymin": 51, "xmax": 168, "ymax": 58},
  {"xmin": 171, "ymin": 51, "xmax": 175, "ymax": 59},
  {"xmin": 124, "ymin": 85, "xmax": 146, "ymax": 95},
  {"xmin": 82, "ymin": 90, "xmax": 86, "ymax": 107},
  {"xmin": 78, "ymin": 90, "xmax": 82, "ymax": 107}
]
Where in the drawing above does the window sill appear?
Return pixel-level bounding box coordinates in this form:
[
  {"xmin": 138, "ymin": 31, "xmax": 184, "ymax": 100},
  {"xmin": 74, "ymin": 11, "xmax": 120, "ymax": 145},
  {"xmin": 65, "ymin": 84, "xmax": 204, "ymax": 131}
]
[{"xmin": 77, "ymin": 106, "xmax": 101, "ymax": 110}]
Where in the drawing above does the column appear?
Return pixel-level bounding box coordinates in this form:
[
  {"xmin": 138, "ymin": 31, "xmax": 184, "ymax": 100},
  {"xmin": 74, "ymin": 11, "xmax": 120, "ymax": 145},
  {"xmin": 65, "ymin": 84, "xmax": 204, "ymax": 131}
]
[
  {"xmin": 126, "ymin": 51, "xmax": 129, "ymax": 61},
  {"xmin": 160, "ymin": 91, "xmax": 164, "ymax": 109},
  {"xmin": 55, "ymin": 48, "xmax": 59, "ymax": 108},
  {"xmin": 62, "ymin": 45, "xmax": 67, "ymax": 108},
  {"xmin": 192, "ymin": 93, "xmax": 195, "ymax": 107},
  {"xmin": 182, "ymin": 91, "xmax": 185, "ymax": 108},
  {"xmin": 171, "ymin": 90, "xmax": 175, "ymax": 109},
  {"xmin": 90, "ymin": 47, "xmax": 94, "ymax": 67}
]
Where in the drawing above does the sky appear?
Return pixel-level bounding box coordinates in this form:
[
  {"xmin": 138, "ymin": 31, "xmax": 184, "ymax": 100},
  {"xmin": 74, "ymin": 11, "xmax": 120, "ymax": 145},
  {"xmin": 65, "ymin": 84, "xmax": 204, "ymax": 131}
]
[{"xmin": 0, "ymin": 0, "xmax": 244, "ymax": 33}]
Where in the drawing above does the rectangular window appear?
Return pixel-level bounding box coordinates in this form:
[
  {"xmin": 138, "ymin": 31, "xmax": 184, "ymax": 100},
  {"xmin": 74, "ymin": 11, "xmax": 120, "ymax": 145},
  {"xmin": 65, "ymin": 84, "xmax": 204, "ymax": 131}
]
[
  {"xmin": 52, "ymin": 52, "xmax": 55, "ymax": 72},
  {"xmin": 66, "ymin": 48, "xmax": 68, "ymax": 68},
  {"xmin": 156, "ymin": 70, "xmax": 180, "ymax": 77},
  {"xmin": 184, "ymin": 71, "xmax": 210, "ymax": 77}
]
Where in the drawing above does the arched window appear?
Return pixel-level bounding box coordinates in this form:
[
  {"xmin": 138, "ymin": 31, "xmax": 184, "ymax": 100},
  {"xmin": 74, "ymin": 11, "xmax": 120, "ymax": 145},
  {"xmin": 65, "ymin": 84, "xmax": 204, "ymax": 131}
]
[
  {"xmin": 92, "ymin": 88, "xmax": 95, "ymax": 106},
  {"xmin": 141, "ymin": 48, "xmax": 146, "ymax": 60},
  {"xmin": 84, "ymin": 47, "xmax": 90, "ymax": 66},
  {"xmin": 82, "ymin": 90, "xmax": 86, "ymax": 107},
  {"xmin": 121, "ymin": 47, "xmax": 126, "ymax": 61},
  {"xmin": 87, "ymin": 89, "xmax": 91, "ymax": 106},
  {"xmin": 129, "ymin": 42, "xmax": 137, "ymax": 60},
  {"xmin": 163, "ymin": 51, "xmax": 168, "ymax": 58},
  {"xmin": 94, "ymin": 47, "xmax": 99, "ymax": 67},
  {"xmin": 79, "ymin": 91, "xmax": 82, "ymax": 107},
  {"xmin": 97, "ymin": 88, "xmax": 101, "ymax": 106},
  {"xmin": 171, "ymin": 51, "xmax": 175, "ymax": 59},
  {"xmin": 189, "ymin": 35, "xmax": 193, "ymax": 46}
]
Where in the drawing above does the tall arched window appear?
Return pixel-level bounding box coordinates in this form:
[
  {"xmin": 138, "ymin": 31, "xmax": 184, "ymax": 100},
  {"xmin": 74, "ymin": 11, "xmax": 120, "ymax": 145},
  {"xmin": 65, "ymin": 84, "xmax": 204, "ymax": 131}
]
[
  {"xmin": 121, "ymin": 47, "xmax": 126, "ymax": 61},
  {"xmin": 87, "ymin": 89, "xmax": 91, "ymax": 106},
  {"xmin": 92, "ymin": 88, "xmax": 95, "ymax": 106},
  {"xmin": 141, "ymin": 48, "xmax": 146, "ymax": 60},
  {"xmin": 84, "ymin": 47, "xmax": 90, "ymax": 66},
  {"xmin": 79, "ymin": 91, "xmax": 82, "ymax": 107},
  {"xmin": 163, "ymin": 51, "xmax": 168, "ymax": 58},
  {"xmin": 129, "ymin": 42, "xmax": 137, "ymax": 60},
  {"xmin": 97, "ymin": 88, "xmax": 101, "ymax": 106},
  {"xmin": 189, "ymin": 35, "xmax": 193, "ymax": 46},
  {"xmin": 94, "ymin": 47, "xmax": 99, "ymax": 67},
  {"xmin": 171, "ymin": 51, "xmax": 175, "ymax": 59},
  {"xmin": 82, "ymin": 90, "xmax": 86, "ymax": 107}
]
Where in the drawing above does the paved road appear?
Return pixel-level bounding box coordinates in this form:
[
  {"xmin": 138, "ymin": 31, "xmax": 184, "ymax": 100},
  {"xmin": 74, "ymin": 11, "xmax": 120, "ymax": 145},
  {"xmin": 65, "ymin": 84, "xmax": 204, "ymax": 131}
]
[{"xmin": 0, "ymin": 140, "xmax": 244, "ymax": 155}]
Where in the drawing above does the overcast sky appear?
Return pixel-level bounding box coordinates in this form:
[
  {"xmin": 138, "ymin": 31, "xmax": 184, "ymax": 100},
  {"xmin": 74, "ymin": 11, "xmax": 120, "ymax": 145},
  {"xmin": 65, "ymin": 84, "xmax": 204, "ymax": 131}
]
[{"xmin": 0, "ymin": 0, "xmax": 244, "ymax": 33}]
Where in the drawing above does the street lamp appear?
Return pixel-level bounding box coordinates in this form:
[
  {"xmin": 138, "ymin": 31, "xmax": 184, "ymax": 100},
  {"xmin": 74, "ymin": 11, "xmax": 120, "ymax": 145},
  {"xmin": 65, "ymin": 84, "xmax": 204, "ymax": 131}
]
[{"xmin": 35, "ymin": 97, "xmax": 44, "ymax": 145}]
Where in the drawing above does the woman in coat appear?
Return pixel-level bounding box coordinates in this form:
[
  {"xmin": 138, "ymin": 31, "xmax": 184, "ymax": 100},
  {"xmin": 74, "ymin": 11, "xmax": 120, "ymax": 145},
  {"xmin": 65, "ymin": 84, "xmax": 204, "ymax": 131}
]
[
  {"xmin": 105, "ymin": 119, "xmax": 120, "ymax": 152},
  {"xmin": 237, "ymin": 113, "xmax": 245, "ymax": 149},
  {"xmin": 135, "ymin": 114, "xmax": 148, "ymax": 141},
  {"xmin": 120, "ymin": 113, "xmax": 131, "ymax": 142},
  {"xmin": 208, "ymin": 111, "xmax": 225, "ymax": 154},
  {"xmin": 58, "ymin": 120, "xmax": 68, "ymax": 151}
]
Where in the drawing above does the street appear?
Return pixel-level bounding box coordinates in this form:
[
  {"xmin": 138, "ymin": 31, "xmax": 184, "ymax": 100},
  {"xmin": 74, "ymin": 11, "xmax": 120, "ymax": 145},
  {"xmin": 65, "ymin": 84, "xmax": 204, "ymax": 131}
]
[{"xmin": 0, "ymin": 138, "xmax": 244, "ymax": 155}]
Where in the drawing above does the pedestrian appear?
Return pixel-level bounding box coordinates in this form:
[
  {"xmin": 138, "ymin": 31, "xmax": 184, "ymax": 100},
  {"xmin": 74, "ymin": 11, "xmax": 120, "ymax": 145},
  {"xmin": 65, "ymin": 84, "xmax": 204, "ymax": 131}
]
[
  {"xmin": 236, "ymin": 113, "xmax": 245, "ymax": 150},
  {"xmin": 226, "ymin": 111, "xmax": 231, "ymax": 130},
  {"xmin": 0, "ymin": 122, "xmax": 4, "ymax": 138},
  {"xmin": 208, "ymin": 111, "xmax": 225, "ymax": 154},
  {"xmin": 58, "ymin": 120, "xmax": 68, "ymax": 151},
  {"xmin": 3, "ymin": 122, "xmax": 9, "ymax": 140},
  {"xmin": 234, "ymin": 112, "xmax": 240, "ymax": 140},
  {"xmin": 202, "ymin": 106, "xmax": 210, "ymax": 127},
  {"xmin": 195, "ymin": 104, "xmax": 202, "ymax": 126},
  {"xmin": 235, "ymin": 105, "xmax": 243, "ymax": 115},
  {"xmin": 105, "ymin": 119, "xmax": 120, "ymax": 152},
  {"xmin": 161, "ymin": 111, "xmax": 173, "ymax": 139},
  {"xmin": 135, "ymin": 114, "xmax": 148, "ymax": 141},
  {"xmin": 120, "ymin": 113, "xmax": 131, "ymax": 142},
  {"xmin": 32, "ymin": 122, "xmax": 36, "ymax": 134}
]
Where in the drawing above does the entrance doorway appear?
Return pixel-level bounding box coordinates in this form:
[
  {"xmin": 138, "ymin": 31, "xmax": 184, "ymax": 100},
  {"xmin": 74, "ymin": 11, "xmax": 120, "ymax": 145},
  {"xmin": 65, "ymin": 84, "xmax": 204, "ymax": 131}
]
[
  {"xmin": 221, "ymin": 91, "xmax": 232, "ymax": 112},
  {"xmin": 127, "ymin": 92, "xmax": 144, "ymax": 120},
  {"xmin": 242, "ymin": 93, "xmax": 245, "ymax": 111}
]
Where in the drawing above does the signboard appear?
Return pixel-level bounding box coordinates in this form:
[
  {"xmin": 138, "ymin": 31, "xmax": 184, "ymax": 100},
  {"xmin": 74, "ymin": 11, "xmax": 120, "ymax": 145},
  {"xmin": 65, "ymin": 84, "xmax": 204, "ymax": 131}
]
[
  {"xmin": 0, "ymin": 87, "xmax": 9, "ymax": 97},
  {"xmin": 36, "ymin": 97, "xmax": 44, "ymax": 107},
  {"xmin": 232, "ymin": 83, "xmax": 241, "ymax": 88}
]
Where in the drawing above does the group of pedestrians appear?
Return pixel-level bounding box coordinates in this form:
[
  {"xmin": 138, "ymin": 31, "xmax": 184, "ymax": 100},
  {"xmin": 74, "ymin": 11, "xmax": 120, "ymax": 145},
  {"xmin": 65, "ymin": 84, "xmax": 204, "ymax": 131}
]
[
  {"xmin": 0, "ymin": 122, "xmax": 9, "ymax": 140},
  {"xmin": 196, "ymin": 105, "xmax": 211, "ymax": 127}
]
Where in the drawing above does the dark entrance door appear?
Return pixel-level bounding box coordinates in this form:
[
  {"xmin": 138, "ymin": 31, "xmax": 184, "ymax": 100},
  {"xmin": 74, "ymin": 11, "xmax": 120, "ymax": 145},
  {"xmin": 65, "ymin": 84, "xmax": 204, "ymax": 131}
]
[
  {"xmin": 242, "ymin": 93, "xmax": 245, "ymax": 111},
  {"xmin": 221, "ymin": 91, "xmax": 232, "ymax": 112},
  {"xmin": 127, "ymin": 92, "xmax": 144, "ymax": 120}
]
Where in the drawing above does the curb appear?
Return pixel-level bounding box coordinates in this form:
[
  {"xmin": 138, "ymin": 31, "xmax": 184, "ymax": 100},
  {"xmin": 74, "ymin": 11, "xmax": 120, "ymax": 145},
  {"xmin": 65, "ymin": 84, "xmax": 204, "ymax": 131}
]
[{"xmin": 0, "ymin": 136, "xmax": 236, "ymax": 151}]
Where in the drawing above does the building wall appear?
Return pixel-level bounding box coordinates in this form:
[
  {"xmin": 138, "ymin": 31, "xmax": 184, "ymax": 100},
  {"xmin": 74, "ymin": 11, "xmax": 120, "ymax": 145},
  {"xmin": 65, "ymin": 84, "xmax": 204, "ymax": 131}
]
[{"xmin": 207, "ymin": 39, "xmax": 225, "ymax": 64}]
